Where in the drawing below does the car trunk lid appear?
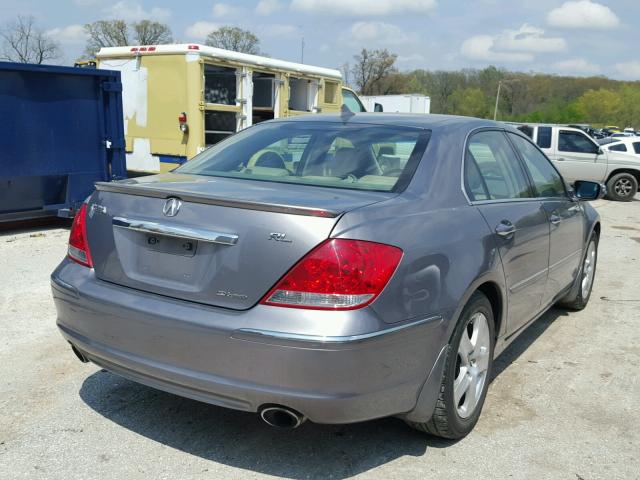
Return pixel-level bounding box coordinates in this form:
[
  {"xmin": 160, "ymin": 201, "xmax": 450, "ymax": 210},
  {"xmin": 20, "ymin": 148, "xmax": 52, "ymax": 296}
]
[{"xmin": 85, "ymin": 173, "xmax": 393, "ymax": 309}]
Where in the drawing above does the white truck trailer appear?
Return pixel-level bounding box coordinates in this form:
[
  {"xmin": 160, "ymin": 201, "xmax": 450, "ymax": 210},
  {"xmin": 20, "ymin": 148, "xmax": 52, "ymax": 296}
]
[{"xmin": 360, "ymin": 94, "xmax": 431, "ymax": 114}]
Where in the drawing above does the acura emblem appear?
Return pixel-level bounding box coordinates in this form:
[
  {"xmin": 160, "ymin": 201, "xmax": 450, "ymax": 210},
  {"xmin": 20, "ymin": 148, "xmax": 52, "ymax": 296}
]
[{"xmin": 163, "ymin": 198, "xmax": 182, "ymax": 217}]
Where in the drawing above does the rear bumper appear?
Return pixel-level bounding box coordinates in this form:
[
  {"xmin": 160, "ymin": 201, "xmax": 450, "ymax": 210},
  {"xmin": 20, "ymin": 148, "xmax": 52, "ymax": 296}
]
[{"xmin": 52, "ymin": 260, "xmax": 447, "ymax": 424}]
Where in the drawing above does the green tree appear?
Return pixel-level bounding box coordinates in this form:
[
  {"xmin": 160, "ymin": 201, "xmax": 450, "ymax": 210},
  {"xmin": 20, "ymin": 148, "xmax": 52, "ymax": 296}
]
[
  {"xmin": 205, "ymin": 26, "xmax": 260, "ymax": 54},
  {"xmin": 133, "ymin": 20, "xmax": 173, "ymax": 46},
  {"xmin": 617, "ymin": 87, "xmax": 640, "ymax": 129},
  {"xmin": 575, "ymin": 89, "xmax": 622, "ymax": 124},
  {"xmin": 449, "ymin": 87, "xmax": 488, "ymax": 118}
]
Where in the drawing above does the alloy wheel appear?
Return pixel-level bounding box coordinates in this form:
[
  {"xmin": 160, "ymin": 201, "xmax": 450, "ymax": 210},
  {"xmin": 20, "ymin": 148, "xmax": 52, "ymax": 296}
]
[
  {"xmin": 581, "ymin": 240, "xmax": 596, "ymax": 299},
  {"xmin": 454, "ymin": 312, "xmax": 491, "ymax": 419},
  {"xmin": 614, "ymin": 178, "xmax": 634, "ymax": 197}
]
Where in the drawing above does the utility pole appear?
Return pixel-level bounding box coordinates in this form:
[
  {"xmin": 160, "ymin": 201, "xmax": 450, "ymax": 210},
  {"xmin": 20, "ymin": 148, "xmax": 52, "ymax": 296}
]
[
  {"xmin": 300, "ymin": 37, "xmax": 304, "ymax": 64},
  {"xmin": 493, "ymin": 80, "xmax": 502, "ymax": 121}
]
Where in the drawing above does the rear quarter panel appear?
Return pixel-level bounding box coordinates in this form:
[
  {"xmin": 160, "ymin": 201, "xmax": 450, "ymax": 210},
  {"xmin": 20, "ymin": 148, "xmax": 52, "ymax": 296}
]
[{"xmin": 332, "ymin": 124, "xmax": 507, "ymax": 340}]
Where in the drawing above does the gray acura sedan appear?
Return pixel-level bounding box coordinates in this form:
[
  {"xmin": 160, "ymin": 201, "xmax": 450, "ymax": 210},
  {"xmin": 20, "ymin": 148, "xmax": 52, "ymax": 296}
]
[{"xmin": 52, "ymin": 114, "xmax": 601, "ymax": 439}]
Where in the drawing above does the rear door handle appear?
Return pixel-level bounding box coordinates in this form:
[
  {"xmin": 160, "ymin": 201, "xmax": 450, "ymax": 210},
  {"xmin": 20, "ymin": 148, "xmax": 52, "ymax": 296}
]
[
  {"xmin": 550, "ymin": 213, "xmax": 562, "ymax": 225},
  {"xmin": 495, "ymin": 220, "xmax": 516, "ymax": 237}
]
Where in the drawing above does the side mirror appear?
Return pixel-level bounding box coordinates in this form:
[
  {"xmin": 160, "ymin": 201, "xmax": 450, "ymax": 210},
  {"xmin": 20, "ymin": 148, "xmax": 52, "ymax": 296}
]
[
  {"xmin": 374, "ymin": 103, "xmax": 384, "ymax": 112},
  {"xmin": 597, "ymin": 148, "xmax": 604, "ymax": 155},
  {"xmin": 573, "ymin": 180, "xmax": 604, "ymax": 201}
]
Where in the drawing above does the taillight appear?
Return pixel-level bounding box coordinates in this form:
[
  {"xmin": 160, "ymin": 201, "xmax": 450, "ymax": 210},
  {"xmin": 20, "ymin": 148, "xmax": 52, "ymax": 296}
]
[
  {"xmin": 178, "ymin": 112, "xmax": 188, "ymax": 133},
  {"xmin": 67, "ymin": 204, "xmax": 93, "ymax": 268},
  {"xmin": 261, "ymin": 239, "xmax": 402, "ymax": 310}
]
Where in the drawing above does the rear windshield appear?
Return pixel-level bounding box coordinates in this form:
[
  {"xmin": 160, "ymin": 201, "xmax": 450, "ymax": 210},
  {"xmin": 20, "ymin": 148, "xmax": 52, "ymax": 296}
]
[{"xmin": 177, "ymin": 122, "xmax": 430, "ymax": 192}]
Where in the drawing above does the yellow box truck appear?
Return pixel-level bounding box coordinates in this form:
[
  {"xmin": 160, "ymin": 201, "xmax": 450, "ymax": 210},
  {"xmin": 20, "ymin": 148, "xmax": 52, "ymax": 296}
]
[{"xmin": 97, "ymin": 43, "xmax": 361, "ymax": 174}]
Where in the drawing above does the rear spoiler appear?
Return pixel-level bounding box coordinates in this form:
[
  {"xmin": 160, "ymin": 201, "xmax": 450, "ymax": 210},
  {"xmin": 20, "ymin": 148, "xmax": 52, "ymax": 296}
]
[{"xmin": 94, "ymin": 182, "xmax": 340, "ymax": 218}]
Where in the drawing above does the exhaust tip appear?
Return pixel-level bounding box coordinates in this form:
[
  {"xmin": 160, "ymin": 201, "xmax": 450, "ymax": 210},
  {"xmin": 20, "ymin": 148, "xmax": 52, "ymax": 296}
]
[
  {"xmin": 70, "ymin": 344, "xmax": 89, "ymax": 363},
  {"xmin": 259, "ymin": 406, "xmax": 305, "ymax": 429}
]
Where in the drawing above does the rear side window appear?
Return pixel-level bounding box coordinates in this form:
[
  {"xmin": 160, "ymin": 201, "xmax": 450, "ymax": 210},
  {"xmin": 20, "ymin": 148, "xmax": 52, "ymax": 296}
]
[
  {"xmin": 508, "ymin": 133, "xmax": 565, "ymax": 198},
  {"xmin": 537, "ymin": 126, "xmax": 552, "ymax": 149},
  {"xmin": 177, "ymin": 122, "xmax": 430, "ymax": 192},
  {"xmin": 609, "ymin": 143, "xmax": 627, "ymax": 152},
  {"xmin": 465, "ymin": 131, "xmax": 531, "ymax": 201},
  {"xmin": 634, "ymin": 142, "xmax": 640, "ymax": 154},
  {"xmin": 559, "ymin": 130, "xmax": 599, "ymax": 154}
]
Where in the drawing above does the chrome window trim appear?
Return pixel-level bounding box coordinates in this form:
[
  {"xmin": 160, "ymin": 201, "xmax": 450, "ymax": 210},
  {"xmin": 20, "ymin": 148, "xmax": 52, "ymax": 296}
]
[
  {"xmin": 460, "ymin": 126, "xmax": 537, "ymax": 205},
  {"xmin": 504, "ymin": 130, "xmax": 571, "ymax": 199}
]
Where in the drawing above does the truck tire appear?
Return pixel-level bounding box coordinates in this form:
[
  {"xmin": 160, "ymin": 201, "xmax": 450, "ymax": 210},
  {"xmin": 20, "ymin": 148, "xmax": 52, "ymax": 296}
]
[
  {"xmin": 406, "ymin": 291, "xmax": 494, "ymax": 439},
  {"xmin": 606, "ymin": 173, "xmax": 638, "ymax": 202}
]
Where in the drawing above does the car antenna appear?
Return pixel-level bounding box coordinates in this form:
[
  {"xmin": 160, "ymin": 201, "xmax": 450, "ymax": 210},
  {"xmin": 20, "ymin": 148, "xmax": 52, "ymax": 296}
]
[{"xmin": 340, "ymin": 104, "xmax": 355, "ymax": 123}]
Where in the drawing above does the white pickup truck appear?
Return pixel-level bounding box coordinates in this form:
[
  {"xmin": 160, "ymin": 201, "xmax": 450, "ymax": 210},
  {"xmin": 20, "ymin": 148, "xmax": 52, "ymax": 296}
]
[{"xmin": 516, "ymin": 125, "xmax": 640, "ymax": 201}]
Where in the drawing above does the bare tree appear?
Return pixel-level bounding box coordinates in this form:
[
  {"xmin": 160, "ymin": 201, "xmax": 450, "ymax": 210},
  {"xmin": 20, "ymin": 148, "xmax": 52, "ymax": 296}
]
[
  {"xmin": 341, "ymin": 62, "xmax": 351, "ymax": 88},
  {"xmin": 351, "ymin": 48, "xmax": 397, "ymax": 95},
  {"xmin": 83, "ymin": 19, "xmax": 173, "ymax": 58},
  {"xmin": 0, "ymin": 15, "xmax": 60, "ymax": 64},
  {"xmin": 205, "ymin": 26, "xmax": 260, "ymax": 54}
]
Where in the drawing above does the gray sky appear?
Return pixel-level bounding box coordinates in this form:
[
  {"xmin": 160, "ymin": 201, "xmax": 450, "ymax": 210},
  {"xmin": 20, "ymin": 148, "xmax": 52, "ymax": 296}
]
[{"xmin": 3, "ymin": 0, "xmax": 639, "ymax": 80}]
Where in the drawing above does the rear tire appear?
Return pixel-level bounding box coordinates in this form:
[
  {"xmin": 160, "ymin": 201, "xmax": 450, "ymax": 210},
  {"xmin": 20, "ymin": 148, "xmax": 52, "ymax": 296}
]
[
  {"xmin": 558, "ymin": 235, "xmax": 598, "ymax": 311},
  {"xmin": 606, "ymin": 173, "xmax": 637, "ymax": 202},
  {"xmin": 406, "ymin": 291, "xmax": 495, "ymax": 439}
]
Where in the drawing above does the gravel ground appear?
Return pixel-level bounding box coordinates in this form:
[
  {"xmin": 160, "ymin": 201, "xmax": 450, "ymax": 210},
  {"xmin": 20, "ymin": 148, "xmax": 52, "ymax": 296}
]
[{"xmin": 1, "ymin": 198, "xmax": 639, "ymax": 480}]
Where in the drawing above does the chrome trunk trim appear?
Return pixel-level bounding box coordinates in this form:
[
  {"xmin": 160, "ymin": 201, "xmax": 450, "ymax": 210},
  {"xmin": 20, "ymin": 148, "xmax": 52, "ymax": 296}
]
[{"xmin": 112, "ymin": 217, "xmax": 239, "ymax": 245}]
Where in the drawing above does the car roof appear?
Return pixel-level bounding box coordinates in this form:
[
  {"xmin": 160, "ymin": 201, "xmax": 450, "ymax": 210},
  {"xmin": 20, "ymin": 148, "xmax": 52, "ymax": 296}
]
[
  {"xmin": 268, "ymin": 113, "xmax": 505, "ymax": 132},
  {"xmin": 605, "ymin": 137, "xmax": 640, "ymax": 146}
]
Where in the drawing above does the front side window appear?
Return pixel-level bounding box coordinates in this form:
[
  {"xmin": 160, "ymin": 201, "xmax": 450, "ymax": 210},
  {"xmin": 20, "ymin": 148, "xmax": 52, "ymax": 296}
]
[
  {"xmin": 633, "ymin": 142, "xmax": 640, "ymax": 154},
  {"xmin": 178, "ymin": 122, "xmax": 429, "ymax": 192},
  {"xmin": 558, "ymin": 130, "xmax": 599, "ymax": 154},
  {"xmin": 508, "ymin": 133, "xmax": 565, "ymax": 198},
  {"xmin": 609, "ymin": 143, "xmax": 628, "ymax": 152},
  {"xmin": 464, "ymin": 131, "xmax": 531, "ymax": 201}
]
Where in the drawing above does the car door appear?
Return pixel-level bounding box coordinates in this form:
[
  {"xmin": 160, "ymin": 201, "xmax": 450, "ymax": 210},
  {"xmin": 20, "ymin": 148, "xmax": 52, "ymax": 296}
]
[
  {"xmin": 553, "ymin": 129, "xmax": 607, "ymax": 184},
  {"xmin": 464, "ymin": 130, "xmax": 550, "ymax": 335},
  {"xmin": 508, "ymin": 132, "xmax": 584, "ymax": 305}
]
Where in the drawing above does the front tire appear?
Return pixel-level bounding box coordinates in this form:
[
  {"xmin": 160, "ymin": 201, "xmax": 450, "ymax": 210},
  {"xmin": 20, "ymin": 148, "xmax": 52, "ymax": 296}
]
[
  {"xmin": 406, "ymin": 291, "xmax": 495, "ymax": 439},
  {"xmin": 606, "ymin": 173, "xmax": 638, "ymax": 202}
]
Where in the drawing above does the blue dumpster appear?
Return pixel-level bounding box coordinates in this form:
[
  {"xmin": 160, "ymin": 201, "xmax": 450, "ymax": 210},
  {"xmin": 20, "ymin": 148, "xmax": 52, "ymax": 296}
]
[{"xmin": 0, "ymin": 62, "xmax": 126, "ymax": 222}]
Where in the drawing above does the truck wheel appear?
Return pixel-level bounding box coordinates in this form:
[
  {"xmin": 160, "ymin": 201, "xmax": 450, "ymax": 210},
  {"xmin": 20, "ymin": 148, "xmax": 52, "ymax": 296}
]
[
  {"xmin": 406, "ymin": 291, "xmax": 494, "ymax": 439},
  {"xmin": 606, "ymin": 173, "xmax": 638, "ymax": 202},
  {"xmin": 558, "ymin": 235, "xmax": 598, "ymax": 311}
]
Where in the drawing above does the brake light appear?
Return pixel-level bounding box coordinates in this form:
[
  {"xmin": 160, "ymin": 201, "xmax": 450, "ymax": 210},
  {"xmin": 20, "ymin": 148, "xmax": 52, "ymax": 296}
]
[
  {"xmin": 67, "ymin": 204, "xmax": 93, "ymax": 268},
  {"xmin": 261, "ymin": 239, "xmax": 402, "ymax": 310},
  {"xmin": 178, "ymin": 112, "xmax": 188, "ymax": 133},
  {"xmin": 188, "ymin": 44, "xmax": 200, "ymax": 50}
]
